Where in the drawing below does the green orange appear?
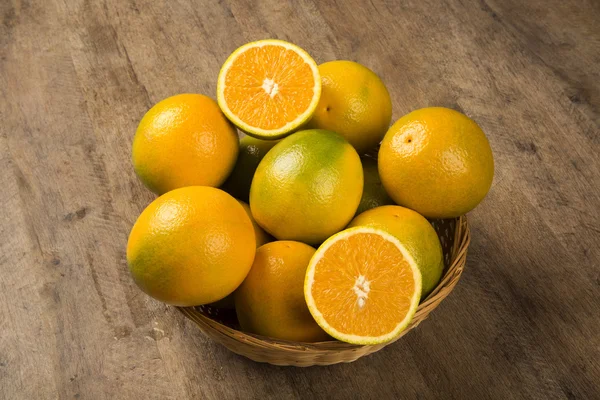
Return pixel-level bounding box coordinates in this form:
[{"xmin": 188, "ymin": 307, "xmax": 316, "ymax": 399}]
[
  {"xmin": 132, "ymin": 94, "xmax": 239, "ymax": 194},
  {"xmin": 127, "ymin": 186, "xmax": 256, "ymax": 306},
  {"xmin": 238, "ymin": 201, "xmax": 272, "ymax": 247},
  {"xmin": 356, "ymin": 156, "xmax": 394, "ymax": 215},
  {"xmin": 250, "ymin": 129, "xmax": 363, "ymax": 245},
  {"xmin": 222, "ymin": 135, "xmax": 279, "ymax": 202},
  {"xmin": 349, "ymin": 205, "xmax": 443, "ymax": 298},
  {"xmin": 378, "ymin": 107, "xmax": 494, "ymax": 218},
  {"xmin": 307, "ymin": 61, "xmax": 392, "ymax": 154},
  {"xmin": 235, "ymin": 241, "xmax": 329, "ymax": 342}
]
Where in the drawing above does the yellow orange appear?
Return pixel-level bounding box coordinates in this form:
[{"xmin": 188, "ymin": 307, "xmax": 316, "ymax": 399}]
[
  {"xmin": 217, "ymin": 40, "xmax": 321, "ymax": 139},
  {"xmin": 307, "ymin": 61, "xmax": 392, "ymax": 154},
  {"xmin": 127, "ymin": 186, "xmax": 255, "ymax": 306},
  {"xmin": 235, "ymin": 241, "xmax": 329, "ymax": 342},
  {"xmin": 132, "ymin": 94, "xmax": 238, "ymax": 194},
  {"xmin": 304, "ymin": 227, "xmax": 422, "ymax": 345},
  {"xmin": 250, "ymin": 129, "xmax": 363, "ymax": 245},
  {"xmin": 378, "ymin": 107, "xmax": 494, "ymax": 218},
  {"xmin": 349, "ymin": 205, "xmax": 443, "ymax": 298}
]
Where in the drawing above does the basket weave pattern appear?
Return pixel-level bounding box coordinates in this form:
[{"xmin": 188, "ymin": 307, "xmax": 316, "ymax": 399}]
[{"xmin": 178, "ymin": 215, "xmax": 470, "ymax": 366}]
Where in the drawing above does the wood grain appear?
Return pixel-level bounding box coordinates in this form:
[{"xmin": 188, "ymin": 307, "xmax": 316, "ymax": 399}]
[{"xmin": 1, "ymin": 0, "xmax": 599, "ymax": 398}]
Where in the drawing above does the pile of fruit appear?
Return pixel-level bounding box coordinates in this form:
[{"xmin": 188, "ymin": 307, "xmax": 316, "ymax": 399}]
[{"xmin": 127, "ymin": 40, "xmax": 494, "ymax": 345}]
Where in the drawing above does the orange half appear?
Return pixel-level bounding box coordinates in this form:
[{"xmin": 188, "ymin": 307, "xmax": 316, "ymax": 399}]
[
  {"xmin": 304, "ymin": 227, "xmax": 422, "ymax": 345},
  {"xmin": 217, "ymin": 39, "xmax": 321, "ymax": 139}
]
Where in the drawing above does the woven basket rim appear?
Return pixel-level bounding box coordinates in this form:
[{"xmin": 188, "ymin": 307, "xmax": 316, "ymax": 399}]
[{"xmin": 177, "ymin": 215, "xmax": 470, "ymax": 355}]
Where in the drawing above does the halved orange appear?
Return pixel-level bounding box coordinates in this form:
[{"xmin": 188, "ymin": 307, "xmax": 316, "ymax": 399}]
[
  {"xmin": 217, "ymin": 39, "xmax": 321, "ymax": 139},
  {"xmin": 304, "ymin": 227, "xmax": 422, "ymax": 345}
]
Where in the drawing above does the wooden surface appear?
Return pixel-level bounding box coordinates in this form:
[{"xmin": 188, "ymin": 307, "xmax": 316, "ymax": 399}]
[{"xmin": 1, "ymin": 0, "xmax": 599, "ymax": 398}]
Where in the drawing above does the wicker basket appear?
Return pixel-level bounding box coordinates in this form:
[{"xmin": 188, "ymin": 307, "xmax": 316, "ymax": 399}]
[{"xmin": 177, "ymin": 215, "xmax": 470, "ymax": 366}]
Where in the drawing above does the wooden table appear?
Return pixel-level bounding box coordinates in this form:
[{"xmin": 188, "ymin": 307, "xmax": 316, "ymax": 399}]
[{"xmin": 2, "ymin": 0, "xmax": 598, "ymax": 398}]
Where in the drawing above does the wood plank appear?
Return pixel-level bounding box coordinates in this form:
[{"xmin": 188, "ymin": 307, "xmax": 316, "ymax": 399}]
[{"xmin": 0, "ymin": 0, "xmax": 598, "ymax": 398}]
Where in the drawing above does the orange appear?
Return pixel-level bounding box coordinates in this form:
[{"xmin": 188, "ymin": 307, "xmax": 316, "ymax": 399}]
[
  {"xmin": 307, "ymin": 61, "xmax": 392, "ymax": 154},
  {"xmin": 235, "ymin": 241, "xmax": 329, "ymax": 342},
  {"xmin": 238, "ymin": 201, "xmax": 272, "ymax": 247},
  {"xmin": 132, "ymin": 94, "xmax": 239, "ymax": 194},
  {"xmin": 126, "ymin": 186, "xmax": 256, "ymax": 306},
  {"xmin": 378, "ymin": 107, "xmax": 494, "ymax": 218},
  {"xmin": 356, "ymin": 156, "xmax": 394, "ymax": 215},
  {"xmin": 221, "ymin": 135, "xmax": 280, "ymax": 202},
  {"xmin": 349, "ymin": 205, "xmax": 443, "ymax": 298},
  {"xmin": 211, "ymin": 200, "xmax": 271, "ymax": 310},
  {"xmin": 250, "ymin": 129, "xmax": 363, "ymax": 245},
  {"xmin": 304, "ymin": 227, "xmax": 422, "ymax": 345},
  {"xmin": 217, "ymin": 40, "xmax": 321, "ymax": 139}
]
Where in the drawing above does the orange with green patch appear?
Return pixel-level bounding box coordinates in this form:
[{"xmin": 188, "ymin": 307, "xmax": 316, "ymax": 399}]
[
  {"xmin": 356, "ymin": 156, "xmax": 394, "ymax": 215},
  {"xmin": 221, "ymin": 135, "xmax": 280, "ymax": 202},
  {"xmin": 127, "ymin": 186, "xmax": 256, "ymax": 306},
  {"xmin": 250, "ymin": 129, "xmax": 363, "ymax": 245}
]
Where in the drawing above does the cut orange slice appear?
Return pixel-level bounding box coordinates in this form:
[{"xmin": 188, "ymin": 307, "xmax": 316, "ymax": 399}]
[
  {"xmin": 217, "ymin": 39, "xmax": 321, "ymax": 139},
  {"xmin": 304, "ymin": 227, "xmax": 422, "ymax": 345}
]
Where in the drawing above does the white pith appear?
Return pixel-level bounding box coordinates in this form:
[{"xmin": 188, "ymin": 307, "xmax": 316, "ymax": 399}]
[
  {"xmin": 353, "ymin": 275, "xmax": 370, "ymax": 309},
  {"xmin": 217, "ymin": 39, "xmax": 321, "ymax": 137},
  {"xmin": 304, "ymin": 227, "xmax": 423, "ymax": 345},
  {"xmin": 261, "ymin": 78, "xmax": 279, "ymax": 98}
]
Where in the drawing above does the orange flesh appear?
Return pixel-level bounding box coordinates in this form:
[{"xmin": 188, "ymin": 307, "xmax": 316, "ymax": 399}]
[
  {"xmin": 223, "ymin": 45, "xmax": 316, "ymax": 130},
  {"xmin": 311, "ymin": 233, "xmax": 416, "ymax": 337}
]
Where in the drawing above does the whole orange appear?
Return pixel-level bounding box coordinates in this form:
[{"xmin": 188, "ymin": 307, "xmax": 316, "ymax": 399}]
[
  {"xmin": 132, "ymin": 94, "xmax": 239, "ymax": 194},
  {"xmin": 250, "ymin": 129, "xmax": 363, "ymax": 245},
  {"xmin": 221, "ymin": 136, "xmax": 279, "ymax": 202},
  {"xmin": 356, "ymin": 156, "xmax": 394, "ymax": 215},
  {"xmin": 127, "ymin": 186, "xmax": 256, "ymax": 306},
  {"xmin": 235, "ymin": 241, "xmax": 329, "ymax": 342},
  {"xmin": 238, "ymin": 201, "xmax": 272, "ymax": 247},
  {"xmin": 378, "ymin": 107, "xmax": 494, "ymax": 218},
  {"xmin": 307, "ymin": 61, "xmax": 392, "ymax": 154}
]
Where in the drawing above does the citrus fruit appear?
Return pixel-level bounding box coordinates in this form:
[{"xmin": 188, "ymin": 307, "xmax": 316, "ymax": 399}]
[
  {"xmin": 378, "ymin": 107, "xmax": 494, "ymax": 218},
  {"xmin": 126, "ymin": 186, "xmax": 256, "ymax": 306},
  {"xmin": 356, "ymin": 156, "xmax": 394, "ymax": 215},
  {"xmin": 211, "ymin": 200, "xmax": 271, "ymax": 309},
  {"xmin": 217, "ymin": 39, "xmax": 321, "ymax": 139},
  {"xmin": 307, "ymin": 60, "xmax": 392, "ymax": 154},
  {"xmin": 235, "ymin": 241, "xmax": 329, "ymax": 342},
  {"xmin": 349, "ymin": 205, "xmax": 443, "ymax": 298},
  {"xmin": 304, "ymin": 227, "xmax": 422, "ymax": 345},
  {"xmin": 238, "ymin": 200, "xmax": 272, "ymax": 247},
  {"xmin": 132, "ymin": 94, "xmax": 238, "ymax": 194},
  {"xmin": 250, "ymin": 129, "xmax": 363, "ymax": 245},
  {"xmin": 221, "ymin": 135, "xmax": 279, "ymax": 202}
]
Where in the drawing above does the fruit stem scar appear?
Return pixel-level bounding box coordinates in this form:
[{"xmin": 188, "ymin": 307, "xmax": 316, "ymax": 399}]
[
  {"xmin": 353, "ymin": 275, "xmax": 371, "ymax": 308},
  {"xmin": 262, "ymin": 78, "xmax": 279, "ymax": 98}
]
